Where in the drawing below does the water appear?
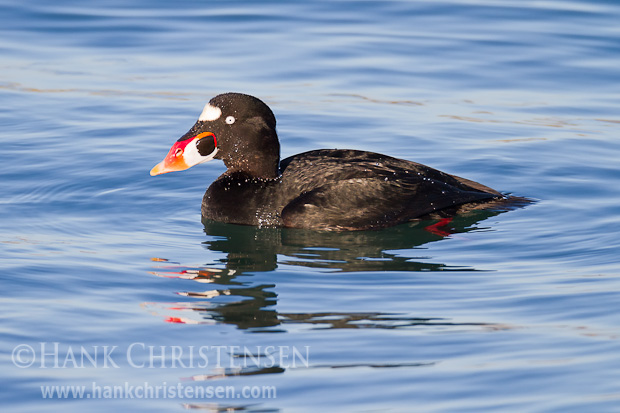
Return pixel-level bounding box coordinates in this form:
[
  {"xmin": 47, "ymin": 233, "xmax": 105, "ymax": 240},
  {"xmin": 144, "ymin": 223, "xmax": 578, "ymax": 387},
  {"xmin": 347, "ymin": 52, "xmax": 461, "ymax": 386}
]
[{"xmin": 2, "ymin": 0, "xmax": 620, "ymax": 411}]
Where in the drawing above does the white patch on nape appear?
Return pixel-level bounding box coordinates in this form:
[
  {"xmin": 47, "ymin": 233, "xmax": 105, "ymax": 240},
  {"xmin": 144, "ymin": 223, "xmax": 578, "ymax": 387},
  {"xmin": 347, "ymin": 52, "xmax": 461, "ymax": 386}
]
[{"xmin": 198, "ymin": 103, "xmax": 222, "ymax": 121}]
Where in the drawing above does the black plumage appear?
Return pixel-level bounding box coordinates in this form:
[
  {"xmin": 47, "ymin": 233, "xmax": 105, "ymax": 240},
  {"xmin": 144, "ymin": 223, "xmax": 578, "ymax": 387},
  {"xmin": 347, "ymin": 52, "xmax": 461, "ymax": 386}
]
[{"xmin": 154, "ymin": 93, "xmax": 506, "ymax": 230}]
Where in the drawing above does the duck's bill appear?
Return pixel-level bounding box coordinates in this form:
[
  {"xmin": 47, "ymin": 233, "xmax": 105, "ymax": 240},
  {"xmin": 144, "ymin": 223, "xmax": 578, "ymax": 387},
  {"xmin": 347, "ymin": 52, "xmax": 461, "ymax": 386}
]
[
  {"xmin": 150, "ymin": 140, "xmax": 191, "ymax": 176},
  {"xmin": 150, "ymin": 132, "xmax": 218, "ymax": 176}
]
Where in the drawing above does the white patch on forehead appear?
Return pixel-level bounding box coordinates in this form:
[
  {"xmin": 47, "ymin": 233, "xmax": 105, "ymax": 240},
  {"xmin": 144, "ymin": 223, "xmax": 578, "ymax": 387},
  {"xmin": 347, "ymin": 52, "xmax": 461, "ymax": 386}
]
[{"xmin": 198, "ymin": 103, "xmax": 222, "ymax": 121}]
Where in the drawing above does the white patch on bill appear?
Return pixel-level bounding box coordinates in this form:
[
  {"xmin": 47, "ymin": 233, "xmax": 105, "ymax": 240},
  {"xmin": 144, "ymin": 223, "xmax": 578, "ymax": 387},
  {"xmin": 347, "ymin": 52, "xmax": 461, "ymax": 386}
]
[
  {"xmin": 198, "ymin": 103, "xmax": 222, "ymax": 121},
  {"xmin": 183, "ymin": 139, "xmax": 218, "ymax": 167}
]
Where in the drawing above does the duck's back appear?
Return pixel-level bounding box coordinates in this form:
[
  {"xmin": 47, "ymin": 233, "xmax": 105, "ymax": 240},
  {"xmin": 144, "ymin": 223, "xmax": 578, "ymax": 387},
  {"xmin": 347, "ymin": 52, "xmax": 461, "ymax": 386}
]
[{"xmin": 277, "ymin": 149, "xmax": 501, "ymax": 230}]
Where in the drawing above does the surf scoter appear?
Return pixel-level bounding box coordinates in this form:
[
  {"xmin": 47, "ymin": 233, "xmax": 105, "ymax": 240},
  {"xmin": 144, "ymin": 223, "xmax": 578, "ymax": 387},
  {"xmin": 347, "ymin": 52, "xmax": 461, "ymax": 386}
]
[{"xmin": 151, "ymin": 92, "xmax": 504, "ymax": 230}]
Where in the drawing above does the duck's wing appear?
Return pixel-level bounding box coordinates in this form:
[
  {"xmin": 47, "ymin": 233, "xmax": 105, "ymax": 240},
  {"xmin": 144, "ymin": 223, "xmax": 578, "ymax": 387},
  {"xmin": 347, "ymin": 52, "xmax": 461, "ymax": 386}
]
[
  {"xmin": 281, "ymin": 174, "xmax": 497, "ymax": 230},
  {"xmin": 279, "ymin": 149, "xmax": 501, "ymax": 230}
]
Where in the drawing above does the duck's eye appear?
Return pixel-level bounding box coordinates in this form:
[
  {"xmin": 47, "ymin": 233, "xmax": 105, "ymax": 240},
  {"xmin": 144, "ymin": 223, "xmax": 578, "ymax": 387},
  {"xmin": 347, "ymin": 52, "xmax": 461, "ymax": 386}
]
[{"xmin": 225, "ymin": 116, "xmax": 236, "ymax": 125}]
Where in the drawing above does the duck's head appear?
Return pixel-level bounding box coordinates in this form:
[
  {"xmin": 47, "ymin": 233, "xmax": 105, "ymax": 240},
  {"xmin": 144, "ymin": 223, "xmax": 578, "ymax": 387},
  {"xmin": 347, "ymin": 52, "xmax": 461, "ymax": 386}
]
[{"xmin": 150, "ymin": 93, "xmax": 280, "ymax": 179}]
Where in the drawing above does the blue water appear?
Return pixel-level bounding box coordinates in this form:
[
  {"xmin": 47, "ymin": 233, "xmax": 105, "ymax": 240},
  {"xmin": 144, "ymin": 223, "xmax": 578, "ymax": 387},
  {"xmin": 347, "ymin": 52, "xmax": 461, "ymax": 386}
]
[{"xmin": 2, "ymin": 0, "xmax": 620, "ymax": 411}]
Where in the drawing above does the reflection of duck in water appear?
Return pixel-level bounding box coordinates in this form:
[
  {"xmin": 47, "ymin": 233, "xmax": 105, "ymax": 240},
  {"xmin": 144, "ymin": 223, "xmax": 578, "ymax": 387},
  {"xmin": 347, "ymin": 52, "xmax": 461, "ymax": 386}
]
[
  {"xmin": 151, "ymin": 93, "xmax": 524, "ymax": 230},
  {"xmin": 200, "ymin": 208, "xmax": 526, "ymax": 274},
  {"xmin": 145, "ymin": 216, "xmax": 523, "ymax": 413},
  {"xmin": 147, "ymin": 207, "xmax": 522, "ymax": 330}
]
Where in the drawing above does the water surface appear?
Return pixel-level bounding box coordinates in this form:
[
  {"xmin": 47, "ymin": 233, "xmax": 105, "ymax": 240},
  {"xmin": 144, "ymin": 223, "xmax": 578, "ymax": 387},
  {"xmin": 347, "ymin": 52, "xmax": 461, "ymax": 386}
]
[{"xmin": 2, "ymin": 1, "xmax": 620, "ymax": 411}]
